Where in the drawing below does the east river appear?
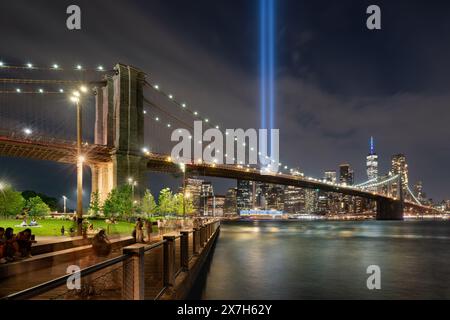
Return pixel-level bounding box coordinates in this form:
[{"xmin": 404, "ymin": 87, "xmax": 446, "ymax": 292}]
[{"xmin": 190, "ymin": 220, "xmax": 450, "ymax": 299}]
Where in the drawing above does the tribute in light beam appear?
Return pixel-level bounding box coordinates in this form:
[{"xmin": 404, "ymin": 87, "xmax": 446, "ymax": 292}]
[{"xmin": 260, "ymin": 0, "xmax": 275, "ymax": 131}]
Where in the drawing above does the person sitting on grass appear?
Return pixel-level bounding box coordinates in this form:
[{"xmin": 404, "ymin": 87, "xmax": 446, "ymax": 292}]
[
  {"xmin": 16, "ymin": 229, "xmax": 36, "ymax": 258},
  {"xmin": 29, "ymin": 219, "xmax": 38, "ymax": 226},
  {"xmin": 20, "ymin": 219, "xmax": 27, "ymax": 227},
  {"xmin": 92, "ymin": 229, "xmax": 112, "ymax": 257}
]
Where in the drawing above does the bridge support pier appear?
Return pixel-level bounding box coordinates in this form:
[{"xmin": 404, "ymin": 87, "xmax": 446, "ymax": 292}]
[
  {"xmin": 92, "ymin": 63, "xmax": 147, "ymax": 203},
  {"xmin": 376, "ymin": 198, "xmax": 404, "ymax": 220}
]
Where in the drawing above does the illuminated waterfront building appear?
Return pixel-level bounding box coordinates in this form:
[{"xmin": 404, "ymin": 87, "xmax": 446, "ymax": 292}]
[
  {"xmin": 284, "ymin": 186, "xmax": 305, "ymax": 213},
  {"xmin": 201, "ymin": 182, "xmax": 214, "ymax": 215},
  {"xmin": 266, "ymin": 185, "xmax": 285, "ymax": 211},
  {"xmin": 339, "ymin": 164, "xmax": 354, "ymax": 213},
  {"xmin": 339, "ymin": 164, "xmax": 354, "ymax": 186},
  {"xmin": 414, "ymin": 181, "xmax": 424, "ymax": 202},
  {"xmin": 224, "ymin": 187, "xmax": 237, "ymax": 214},
  {"xmin": 185, "ymin": 178, "xmax": 203, "ymax": 213},
  {"xmin": 324, "ymin": 170, "xmax": 337, "ymax": 183},
  {"xmin": 304, "ymin": 189, "xmax": 318, "ymax": 214},
  {"xmin": 237, "ymin": 180, "xmax": 254, "ymax": 213},
  {"xmin": 390, "ymin": 154, "xmax": 408, "ymax": 198},
  {"xmin": 206, "ymin": 195, "xmax": 225, "ymax": 216}
]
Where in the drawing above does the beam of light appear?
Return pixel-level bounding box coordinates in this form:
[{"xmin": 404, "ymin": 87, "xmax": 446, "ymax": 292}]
[
  {"xmin": 260, "ymin": 0, "xmax": 276, "ymax": 156},
  {"xmin": 260, "ymin": 0, "xmax": 267, "ymax": 130},
  {"xmin": 268, "ymin": 0, "xmax": 275, "ymax": 131}
]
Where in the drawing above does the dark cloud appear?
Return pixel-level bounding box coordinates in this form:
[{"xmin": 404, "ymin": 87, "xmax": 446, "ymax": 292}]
[{"xmin": 0, "ymin": 0, "xmax": 449, "ymax": 201}]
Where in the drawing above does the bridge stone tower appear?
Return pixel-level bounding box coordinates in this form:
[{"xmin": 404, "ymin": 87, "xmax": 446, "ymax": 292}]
[
  {"xmin": 376, "ymin": 174, "xmax": 404, "ymax": 220},
  {"xmin": 91, "ymin": 64, "xmax": 147, "ymax": 203}
]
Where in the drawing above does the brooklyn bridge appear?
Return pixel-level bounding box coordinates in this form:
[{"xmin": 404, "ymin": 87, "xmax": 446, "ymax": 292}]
[{"xmin": 0, "ymin": 63, "xmax": 437, "ymax": 221}]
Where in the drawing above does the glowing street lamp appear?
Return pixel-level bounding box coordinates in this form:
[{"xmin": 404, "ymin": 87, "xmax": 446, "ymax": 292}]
[
  {"xmin": 128, "ymin": 178, "xmax": 138, "ymax": 206},
  {"xmin": 179, "ymin": 163, "xmax": 188, "ymax": 217},
  {"xmin": 62, "ymin": 195, "xmax": 67, "ymax": 214},
  {"xmin": 23, "ymin": 128, "xmax": 32, "ymax": 136},
  {"xmin": 69, "ymin": 86, "xmax": 89, "ymax": 235}
]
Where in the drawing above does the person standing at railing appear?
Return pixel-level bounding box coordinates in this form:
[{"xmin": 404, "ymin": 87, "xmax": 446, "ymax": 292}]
[
  {"xmin": 157, "ymin": 219, "xmax": 162, "ymax": 237},
  {"xmin": 135, "ymin": 218, "xmax": 144, "ymax": 243},
  {"xmin": 144, "ymin": 219, "xmax": 152, "ymax": 243}
]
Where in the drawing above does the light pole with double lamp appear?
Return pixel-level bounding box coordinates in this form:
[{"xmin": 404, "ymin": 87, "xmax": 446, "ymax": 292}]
[{"xmin": 70, "ymin": 86, "xmax": 88, "ymax": 235}]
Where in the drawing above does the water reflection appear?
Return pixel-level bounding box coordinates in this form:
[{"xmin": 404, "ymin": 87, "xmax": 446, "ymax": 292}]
[{"xmin": 191, "ymin": 220, "xmax": 450, "ymax": 300}]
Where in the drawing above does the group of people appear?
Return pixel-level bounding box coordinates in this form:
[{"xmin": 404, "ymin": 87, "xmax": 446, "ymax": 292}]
[
  {"xmin": 0, "ymin": 227, "xmax": 36, "ymax": 264},
  {"xmin": 19, "ymin": 218, "xmax": 39, "ymax": 227},
  {"xmin": 133, "ymin": 217, "xmax": 212, "ymax": 243},
  {"xmin": 133, "ymin": 218, "xmax": 153, "ymax": 243}
]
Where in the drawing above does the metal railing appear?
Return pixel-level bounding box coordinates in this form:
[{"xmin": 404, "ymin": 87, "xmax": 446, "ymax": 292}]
[{"xmin": 3, "ymin": 254, "xmax": 128, "ymax": 300}]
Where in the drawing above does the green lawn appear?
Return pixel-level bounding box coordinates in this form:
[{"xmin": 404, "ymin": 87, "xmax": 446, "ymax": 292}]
[{"xmin": 0, "ymin": 218, "xmax": 136, "ymax": 237}]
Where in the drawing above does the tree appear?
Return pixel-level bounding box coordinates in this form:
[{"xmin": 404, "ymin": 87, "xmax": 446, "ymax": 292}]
[
  {"xmin": 89, "ymin": 191, "xmax": 101, "ymax": 216},
  {"xmin": 22, "ymin": 190, "xmax": 60, "ymax": 212},
  {"xmin": 102, "ymin": 185, "xmax": 133, "ymax": 218},
  {"xmin": 0, "ymin": 186, "xmax": 25, "ymax": 217},
  {"xmin": 172, "ymin": 193, "xmax": 194, "ymax": 216},
  {"xmin": 26, "ymin": 196, "xmax": 51, "ymax": 217},
  {"xmin": 142, "ymin": 189, "xmax": 157, "ymax": 217},
  {"xmin": 158, "ymin": 188, "xmax": 174, "ymax": 216},
  {"xmin": 185, "ymin": 196, "xmax": 195, "ymax": 215},
  {"xmin": 173, "ymin": 193, "xmax": 184, "ymax": 216}
]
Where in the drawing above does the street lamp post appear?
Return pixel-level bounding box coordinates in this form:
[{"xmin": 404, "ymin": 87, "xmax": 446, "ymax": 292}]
[
  {"xmin": 128, "ymin": 178, "xmax": 138, "ymax": 216},
  {"xmin": 62, "ymin": 195, "xmax": 67, "ymax": 214},
  {"xmin": 71, "ymin": 86, "xmax": 88, "ymax": 236},
  {"xmin": 179, "ymin": 163, "xmax": 186, "ymax": 217}
]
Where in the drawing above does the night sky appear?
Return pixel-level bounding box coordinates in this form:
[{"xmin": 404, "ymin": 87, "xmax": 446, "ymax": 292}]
[{"xmin": 1, "ymin": 0, "xmax": 450, "ymax": 207}]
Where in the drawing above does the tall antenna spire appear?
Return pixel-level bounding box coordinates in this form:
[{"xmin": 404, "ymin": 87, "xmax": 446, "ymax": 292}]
[{"xmin": 370, "ymin": 136, "xmax": 375, "ymax": 155}]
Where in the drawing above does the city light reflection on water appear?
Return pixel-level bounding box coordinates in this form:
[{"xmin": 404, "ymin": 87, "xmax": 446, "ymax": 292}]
[{"xmin": 190, "ymin": 220, "xmax": 450, "ymax": 299}]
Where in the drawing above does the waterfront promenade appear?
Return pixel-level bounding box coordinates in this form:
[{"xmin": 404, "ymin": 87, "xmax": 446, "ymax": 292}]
[{"xmin": 1, "ymin": 219, "xmax": 221, "ymax": 300}]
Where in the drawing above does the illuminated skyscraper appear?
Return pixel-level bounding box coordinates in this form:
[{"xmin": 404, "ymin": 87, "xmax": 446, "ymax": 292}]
[
  {"xmin": 224, "ymin": 188, "xmax": 237, "ymax": 214},
  {"xmin": 366, "ymin": 136, "xmax": 378, "ymax": 181},
  {"xmin": 324, "ymin": 170, "xmax": 337, "ymax": 183},
  {"xmin": 201, "ymin": 182, "xmax": 214, "ymax": 215},
  {"xmin": 391, "ymin": 154, "xmax": 408, "ymax": 198},
  {"xmin": 339, "ymin": 164, "xmax": 354, "ymax": 213},
  {"xmin": 266, "ymin": 185, "xmax": 285, "ymax": 211},
  {"xmin": 185, "ymin": 178, "xmax": 204, "ymax": 213},
  {"xmin": 414, "ymin": 181, "xmax": 423, "ymax": 201},
  {"xmin": 284, "ymin": 186, "xmax": 305, "ymax": 213},
  {"xmin": 339, "ymin": 164, "xmax": 354, "ymax": 186},
  {"xmin": 237, "ymin": 180, "xmax": 254, "ymax": 213}
]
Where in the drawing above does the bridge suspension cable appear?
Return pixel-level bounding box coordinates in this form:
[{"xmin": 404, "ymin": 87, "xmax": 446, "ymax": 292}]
[
  {"xmin": 359, "ymin": 174, "xmax": 399, "ymax": 190},
  {"xmin": 354, "ymin": 178, "xmax": 378, "ymax": 188},
  {"xmin": 0, "ymin": 62, "xmax": 111, "ymax": 73},
  {"xmin": 406, "ymin": 185, "xmax": 422, "ymax": 205},
  {"xmin": 143, "ymin": 78, "xmax": 313, "ymax": 177}
]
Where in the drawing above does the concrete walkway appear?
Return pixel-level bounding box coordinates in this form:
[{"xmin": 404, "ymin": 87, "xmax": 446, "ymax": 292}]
[{"xmin": 0, "ymin": 230, "xmax": 183, "ymax": 298}]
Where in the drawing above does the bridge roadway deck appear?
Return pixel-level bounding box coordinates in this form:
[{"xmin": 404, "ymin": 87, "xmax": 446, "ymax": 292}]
[{"xmin": 0, "ymin": 132, "xmax": 433, "ymax": 212}]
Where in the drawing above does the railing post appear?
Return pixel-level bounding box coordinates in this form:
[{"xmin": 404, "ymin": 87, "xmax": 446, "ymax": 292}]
[
  {"xmin": 180, "ymin": 231, "xmax": 189, "ymax": 271},
  {"xmin": 193, "ymin": 228, "xmax": 200, "ymax": 255},
  {"xmin": 200, "ymin": 226, "xmax": 205, "ymax": 247},
  {"xmin": 163, "ymin": 236, "xmax": 176, "ymax": 287},
  {"xmin": 122, "ymin": 244, "xmax": 146, "ymax": 300}
]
